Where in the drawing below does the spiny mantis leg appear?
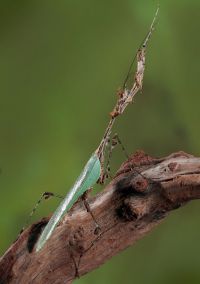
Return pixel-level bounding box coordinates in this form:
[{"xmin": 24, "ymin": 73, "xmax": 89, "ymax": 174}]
[
  {"xmin": 104, "ymin": 133, "xmax": 152, "ymax": 192},
  {"xmin": 81, "ymin": 189, "xmax": 101, "ymax": 234},
  {"xmin": 104, "ymin": 132, "xmax": 145, "ymax": 181},
  {"xmin": 21, "ymin": 192, "xmax": 63, "ymax": 234},
  {"xmin": 69, "ymin": 189, "xmax": 101, "ymax": 279},
  {"xmin": 100, "ymin": 132, "xmax": 142, "ymax": 183},
  {"xmin": 68, "ymin": 242, "xmax": 80, "ymax": 279},
  {"xmin": 68, "ymin": 189, "xmax": 103, "ymax": 279},
  {"xmin": 105, "ymin": 133, "xmax": 129, "ymax": 180},
  {"xmin": 75, "ymin": 222, "xmax": 119, "ymax": 277}
]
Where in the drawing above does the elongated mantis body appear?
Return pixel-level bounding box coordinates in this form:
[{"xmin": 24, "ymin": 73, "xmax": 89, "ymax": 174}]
[{"xmin": 35, "ymin": 8, "xmax": 159, "ymax": 252}]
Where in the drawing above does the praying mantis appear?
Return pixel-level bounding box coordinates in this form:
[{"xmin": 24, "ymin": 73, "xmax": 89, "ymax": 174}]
[{"xmin": 35, "ymin": 7, "xmax": 159, "ymax": 252}]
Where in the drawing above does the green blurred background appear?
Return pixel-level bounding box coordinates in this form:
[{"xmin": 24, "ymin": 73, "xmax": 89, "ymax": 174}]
[{"xmin": 0, "ymin": 0, "xmax": 200, "ymax": 283}]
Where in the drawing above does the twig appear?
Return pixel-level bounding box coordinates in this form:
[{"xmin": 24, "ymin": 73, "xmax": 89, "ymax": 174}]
[{"xmin": 1, "ymin": 150, "xmax": 200, "ymax": 284}]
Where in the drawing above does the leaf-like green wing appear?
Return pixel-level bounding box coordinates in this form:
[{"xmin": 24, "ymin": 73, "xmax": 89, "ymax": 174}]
[{"xmin": 35, "ymin": 152, "xmax": 101, "ymax": 252}]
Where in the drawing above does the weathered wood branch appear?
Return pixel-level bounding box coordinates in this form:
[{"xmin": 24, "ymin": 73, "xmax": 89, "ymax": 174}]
[{"xmin": 1, "ymin": 150, "xmax": 200, "ymax": 284}]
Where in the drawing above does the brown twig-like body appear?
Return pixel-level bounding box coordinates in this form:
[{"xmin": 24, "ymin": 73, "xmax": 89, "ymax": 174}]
[{"xmin": 1, "ymin": 150, "xmax": 200, "ymax": 284}]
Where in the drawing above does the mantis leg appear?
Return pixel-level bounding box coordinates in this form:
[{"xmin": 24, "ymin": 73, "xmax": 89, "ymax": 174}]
[
  {"xmin": 69, "ymin": 189, "xmax": 101, "ymax": 279},
  {"xmin": 21, "ymin": 191, "xmax": 63, "ymax": 234},
  {"xmin": 82, "ymin": 189, "xmax": 101, "ymax": 234},
  {"xmin": 104, "ymin": 133, "xmax": 129, "ymax": 181},
  {"xmin": 68, "ymin": 243, "xmax": 80, "ymax": 279},
  {"xmin": 105, "ymin": 133, "xmax": 148, "ymax": 181}
]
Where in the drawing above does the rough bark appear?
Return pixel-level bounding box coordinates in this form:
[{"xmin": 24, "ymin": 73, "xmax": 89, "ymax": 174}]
[{"xmin": 1, "ymin": 150, "xmax": 200, "ymax": 284}]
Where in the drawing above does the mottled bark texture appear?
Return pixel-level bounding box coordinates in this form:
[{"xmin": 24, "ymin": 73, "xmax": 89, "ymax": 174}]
[{"xmin": 1, "ymin": 151, "xmax": 200, "ymax": 284}]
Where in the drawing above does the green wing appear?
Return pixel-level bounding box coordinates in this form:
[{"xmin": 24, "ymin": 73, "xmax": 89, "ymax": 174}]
[{"xmin": 35, "ymin": 152, "xmax": 101, "ymax": 252}]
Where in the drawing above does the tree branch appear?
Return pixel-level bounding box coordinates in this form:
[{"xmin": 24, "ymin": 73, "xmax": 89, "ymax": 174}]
[{"xmin": 1, "ymin": 150, "xmax": 200, "ymax": 284}]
